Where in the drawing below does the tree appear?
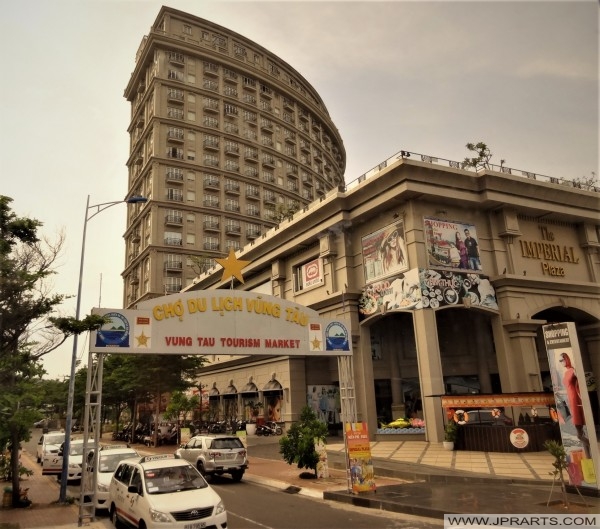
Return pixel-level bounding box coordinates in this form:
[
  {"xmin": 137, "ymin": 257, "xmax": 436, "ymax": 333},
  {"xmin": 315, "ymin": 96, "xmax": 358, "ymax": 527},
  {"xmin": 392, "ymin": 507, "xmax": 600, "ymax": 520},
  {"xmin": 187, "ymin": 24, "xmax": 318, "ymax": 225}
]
[
  {"xmin": 567, "ymin": 171, "xmax": 598, "ymax": 191},
  {"xmin": 279, "ymin": 405, "xmax": 328, "ymax": 477},
  {"xmin": 273, "ymin": 202, "xmax": 300, "ymax": 223},
  {"xmin": 0, "ymin": 195, "xmax": 104, "ymax": 507},
  {"xmin": 462, "ymin": 142, "xmax": 505, "ymax": 171}
]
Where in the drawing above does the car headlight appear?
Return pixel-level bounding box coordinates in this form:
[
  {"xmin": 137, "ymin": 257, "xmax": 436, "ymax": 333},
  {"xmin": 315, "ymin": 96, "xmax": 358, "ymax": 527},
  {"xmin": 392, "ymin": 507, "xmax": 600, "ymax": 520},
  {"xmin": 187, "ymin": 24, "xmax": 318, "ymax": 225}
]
[
  {"xmin": 149, "ymin": 508, "xmax": 173, "ymax": 523},
  {"xmin": 215, "ymin": 500, "xmax": 226, "ymax": 515}
]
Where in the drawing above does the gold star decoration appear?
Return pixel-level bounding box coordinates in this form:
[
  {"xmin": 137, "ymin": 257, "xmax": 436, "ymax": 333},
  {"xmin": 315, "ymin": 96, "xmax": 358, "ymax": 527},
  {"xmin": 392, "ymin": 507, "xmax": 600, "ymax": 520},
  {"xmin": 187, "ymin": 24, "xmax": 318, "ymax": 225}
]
[
  {"xmin": 311, "ymin": 337, "xmax": 322, "ymax": 350},
  {"xmin": 136, "ymin": 331, "xmax": 150, "ymax": 347},
  {"xmin": 215, "ymin": 247, "xmax": 251, "ymax": 284}
]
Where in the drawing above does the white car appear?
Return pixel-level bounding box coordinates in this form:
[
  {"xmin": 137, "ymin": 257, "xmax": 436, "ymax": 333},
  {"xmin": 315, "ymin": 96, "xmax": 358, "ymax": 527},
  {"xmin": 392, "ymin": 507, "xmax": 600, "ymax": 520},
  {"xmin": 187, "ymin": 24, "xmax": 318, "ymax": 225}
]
[
  {"xmin": 85, "ymin": 444, "xmax": 139, "ymax": 513},
  {"xmin": 43, "ymin": 437, "xmax": 87, "ymax": 480},
  {"xmin": 36, "ymin": 431, "xmax": 65, "ymax": 465},
  {"xmin": 109, "ymin": 454, "xmax": 227, "ymax": 529}
]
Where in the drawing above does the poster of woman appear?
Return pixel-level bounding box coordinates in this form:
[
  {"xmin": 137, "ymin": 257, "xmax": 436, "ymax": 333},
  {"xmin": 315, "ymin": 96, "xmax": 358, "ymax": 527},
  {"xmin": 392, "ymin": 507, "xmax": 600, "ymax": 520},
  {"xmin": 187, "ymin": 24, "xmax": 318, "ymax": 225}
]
[
  {"xmin": 361, "ymin": 222, "xmax": 408, "ymax": 283},
  {"xmin": 544, "ymin": 322, "xmax": 599, "ymax": 490}
]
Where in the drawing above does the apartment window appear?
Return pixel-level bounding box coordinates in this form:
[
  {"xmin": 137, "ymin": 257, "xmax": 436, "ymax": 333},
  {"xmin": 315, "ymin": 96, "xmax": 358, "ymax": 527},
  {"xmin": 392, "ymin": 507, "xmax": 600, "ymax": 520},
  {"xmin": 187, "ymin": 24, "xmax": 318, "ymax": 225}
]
[
  {"xmin": 223, "ymin": 68, "xmax": 238, "ymax": 81},
  {"xmin": 243, "ymin": 76, "xmax": 256, "ymax": 88},
  {"xmin": 203, "ymin": 236, "xmax": 220, "ymax": 250},
  {"xmin": 166, "ymin": 147, "xmax": 183, "ymax": 159},
  {"xmin": 203, "ymin": 116, "xmax": 219, "ymax": 128},
  {"xmin": 246, "ymin": 223, "xmax": 261, "ymax": 238},
  {"xmin": 286, "ymin": 162, "xmax": 298, "ymax": 175},
  {"xmin": 245, "ymin": 166, "xmax": 258, "ymax": 178},
  {"xmin": 244, "ymin": 128, "xmax": 257, "ymax": 141},
  {"xmin": 246, "ymin": 184, "xmax": 259, "ymax": 197},
  {"xmin": 187, "ymin": 150, "xmax": 195, "ymax": 160},
  {"xmin": 243, "ymin": 110, "xmax": 257, "ymax": 123},
  {"xmin": 260, "ymin": 100, "xmax": 272, "ymax": 112},
  {"xmin": 225, "ymin": 179, "xmax": 240, "ymax": 193},
  {"xmin": 225, "ymin": 220, "xmax": 241, "ymax": 234},
  {"xmin": 167, "ymin": 51, "xmax": 185, "ymax": 63},
  {"xmin": 204, "ymin": 134, "xmax": 219, "ymax": 149},
  {"xmin": 187, "ymin": 93, "xmax": 196, "ymax": 103},
  {"xmin": 233, "ymin": 43, "xmax": 246, "ymax": 57},
  {"xmin": 243, "ymin": 93, "xmax": 256, "ymax": 104},
  {"xmin": 168, "ymin": 70, "xmax": 184, "ymax": 81},
  {"xmin": 203, "ymin": 173, "xmax": 220, "ymax": 187},
  {"xmin": 168, "ymin": 127, "xmax": 184, "ymax": 141},
  {"xmin": 244, "ymin": 147, "xmax": 258, "ymax": 159},
  {"xmin": 165, "ymin": 209, "xmax": 183, "ymax": 224},
  {"xmin": 165, "ymin": 254, "xmax": 183, "ymax": 270},
  {"xmin": 183, "ymin": 24, "xmax": 192, "ymax": 35},
  {"xmin": 224, "ymin": 86, "xmax": 238, "ymax": 98},
  {"xmin": 224, "ymin": 122, "xmax": 239, "ymax": 135},
  {"xmin": 166, "ymin": 188, "xmax": 183, "ymax": 201},
  {"xmin": 203, "ymin": 79, "xmax": 218, "ymax": 92},
  {"xmin": 186, "ymin": 213, "xmax": 195, "ymax": 224},
  {"xmin": 226, "ymin": 239, "xmax": 241, "ymax": 251},
  {"xmin": 204, "ymin": 214, "xmax": 219, "ymax": 229},
  {"xmin": 168, "ymin": 88, "xmax": 184, "ymax": 101},
  {"xmin": 187, "ymin": 74, "xmax": 196, "ymax": 84},
  {"xmin": 187, "ymin": 172, "xmax": 195, "ymax": 182},
  {"xmin": 166, "ymin": 167, "xmax": 184, "ymax": 181},
  {"xmin": 225, "ymin": 159, "xmax": 239, "ymax": 172},
  {"xmin": 165, "ymin": 277, "xmax": 182, "ymax": 293},
  {"xmin": 212, "ymin": 34, "xmax": 226, "ymax": 48},
  {"xmin": 204, "ymin": 154, "xmax": 219, "ymax": 167},
  {"xmin": 246, "ymin": 204, "xmax": 260, "ymax": 217},
  {"xmin": 167, "ymin": 107, "xmax": 184, "ymax": 119},
  {"xmin": 285, "ymin": 145, "xmax": 296, "ymax": 157},
  {"xmin": 204, "ymin": 194, "xmax": 219, "ymax": 208},
  {"xmin": 225, "ymin": 141, "xmax": 239, "ymax": 154},
  {"xmin": 225, "ymin": 198, "xmax": 240, "ymax": 212},
  {"xmin": 260, "ymin": 84, "xmax": 273, "ymax": 96},
  {"xmin": 262, "ymin": 155, "xmax": 275, "ymax": 166},
  {"xmin": 186, "ymin": 190, "xmax": 196, "ymax": 202},
  {"xmin": 187, "ymin": 111, "xmax": 196, "ymax": 121},
  {"xmin": 164, "ymin": 231, "xmax": 183, "ymax": 246},
  {"xmin": 186, "ymin": 233, "xmax": 196, "ymax": 245},
  {"xmin": 224, "ymin": 104, "xmax": 238, "ymax": 116}
]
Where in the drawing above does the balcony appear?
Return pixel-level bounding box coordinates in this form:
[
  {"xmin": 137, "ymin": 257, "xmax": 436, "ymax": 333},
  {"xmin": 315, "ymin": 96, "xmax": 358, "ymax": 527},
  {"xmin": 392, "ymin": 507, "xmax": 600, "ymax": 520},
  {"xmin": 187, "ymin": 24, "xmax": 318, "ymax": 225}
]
[
  {"xmin": 167, "ymin": 130, "xmax": 184, "ymax": 143},
  {"xmin": 164, "ymin": 261, "xmax": 183, "ymax": 271},
  {"xmin": 246, "ymin": 228, "xmax": 261, "ymax": 239},
  {"xmin": 165, "ymin": 284, "xmax": 181, "ymax": 293},
  {"xmin": 203, "ymin": 220, "xmax": 220, "ymax": 231},
  {"xmin": 225, "ymin": 204, "xmax": 240, "ymax": 212},
  {"xmin": 130, "ymin": 275, "xmax": 139, "ymax": 285},
  {"xmin": 203, "ymin": 178, "xmax": 220, "ymax": 190},
  {"xmin": 203, "ymin": 139, "xmax": 220, "ymax": 151},
  {"xmin": 166, "ymin": 171, "xmax": 184, "ymax": 183},
  {"xmin": 165, "ymin": 237, "xmax": 183, "ymax": 246},
  {"xmin": 204, "ymin": 63, "xmax": 219, "ymax": 76},
  {"xmin": 131, "ymin": 231, "xmax": 141, "ymax": 243},
  {"xmin": 225, "ymin": 224, "xmax": 241, "ymax": 235},
  {"xmin": 203, "ymin": 242, "xmax": 220, "ymax": 250},
  {"xmin": 225, "ymin": 183, "xmax": 240, "ymax": 195},
  {"xmin": 165, "ymin": 214, "xmax": 183, "ymax": 226},
  {"xmin": 204, "ymin": 100, "xmax": 219, "ymax": 113}
]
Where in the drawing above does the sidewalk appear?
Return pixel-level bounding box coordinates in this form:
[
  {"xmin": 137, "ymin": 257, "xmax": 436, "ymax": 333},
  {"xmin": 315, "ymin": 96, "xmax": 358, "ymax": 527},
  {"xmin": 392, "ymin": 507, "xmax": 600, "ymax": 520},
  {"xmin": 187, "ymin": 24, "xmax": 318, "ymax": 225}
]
[{"xmin": 2, "ymin": 439, "xmax": 599, "ymax": 529}]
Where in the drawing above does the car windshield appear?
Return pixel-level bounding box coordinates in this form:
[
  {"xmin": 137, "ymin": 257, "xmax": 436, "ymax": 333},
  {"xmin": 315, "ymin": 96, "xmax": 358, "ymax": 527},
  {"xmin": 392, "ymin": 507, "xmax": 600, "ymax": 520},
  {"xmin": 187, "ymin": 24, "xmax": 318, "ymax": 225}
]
[
  {"xmin": 144, "ymin": 464, "xmax": 208, "ymax": 494},
  {"xmin": 99, "ymin": 453, "xmax": 137, "ymax": 473},
  {"xmin": 70, "ymin": 444, "xmax": 85, "ymax": 456},
  {"xmin": 47, "ymin": 434, "xmax": 65, "ymax": 444}
]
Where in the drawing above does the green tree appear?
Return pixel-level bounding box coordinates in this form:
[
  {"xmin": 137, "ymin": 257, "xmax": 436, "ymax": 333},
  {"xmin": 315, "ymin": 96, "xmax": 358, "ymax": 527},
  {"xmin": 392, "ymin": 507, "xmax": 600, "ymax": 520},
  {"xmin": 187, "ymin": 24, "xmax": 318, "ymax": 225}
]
[
  {"xmin": 565, "ymin": 171, "xmax": 598, "ymax": 191},
  {"xmin": 279, "ymin": 405, "xmax": 328, "ymax": 477},
  {"xmin": 462, "ymin": 142, "xmax": 505, "ymax": 171},
  {"xmin": 0, "ymin": 195, "xmax": 104, "ymax": 507}
]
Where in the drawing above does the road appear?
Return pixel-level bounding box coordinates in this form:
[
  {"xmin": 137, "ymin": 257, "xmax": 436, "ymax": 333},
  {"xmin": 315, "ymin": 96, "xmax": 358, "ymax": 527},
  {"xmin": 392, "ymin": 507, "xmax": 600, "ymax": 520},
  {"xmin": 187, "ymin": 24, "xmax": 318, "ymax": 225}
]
[{"xmin": 26, "ymin": 429, "xmax": 442, "ymax": 529}]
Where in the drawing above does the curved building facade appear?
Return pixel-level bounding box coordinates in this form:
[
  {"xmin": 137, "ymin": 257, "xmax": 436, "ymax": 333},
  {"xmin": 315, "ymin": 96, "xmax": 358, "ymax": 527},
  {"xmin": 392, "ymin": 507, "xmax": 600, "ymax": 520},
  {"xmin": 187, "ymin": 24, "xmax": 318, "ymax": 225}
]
[{"xmin": 123, "ymin": 6, "xmax": 345, "ymax": 305}]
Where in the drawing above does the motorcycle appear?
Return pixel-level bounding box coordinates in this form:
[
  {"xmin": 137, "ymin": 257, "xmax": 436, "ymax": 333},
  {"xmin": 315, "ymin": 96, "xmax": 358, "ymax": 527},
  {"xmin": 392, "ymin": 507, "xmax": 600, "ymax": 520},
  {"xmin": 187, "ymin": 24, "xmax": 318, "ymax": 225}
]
[{"xmin": 256, "ymin": 421, "xmax": 283, "ymax": 436}]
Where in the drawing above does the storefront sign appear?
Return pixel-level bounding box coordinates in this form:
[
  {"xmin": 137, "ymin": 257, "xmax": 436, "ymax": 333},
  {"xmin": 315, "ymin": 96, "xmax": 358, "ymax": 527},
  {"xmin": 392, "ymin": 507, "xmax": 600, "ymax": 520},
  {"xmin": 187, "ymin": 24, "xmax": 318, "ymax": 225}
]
[
  {"xmin": 519, "ymin": 226, "xmax": 581, "ymax": 277},
  {"xmin": 510, "ymin": 428, "xmax": 530, "ymax": 449},
  {"xmin": 89, "ymin": 291, "xmax": 352, "ymax": 356}
]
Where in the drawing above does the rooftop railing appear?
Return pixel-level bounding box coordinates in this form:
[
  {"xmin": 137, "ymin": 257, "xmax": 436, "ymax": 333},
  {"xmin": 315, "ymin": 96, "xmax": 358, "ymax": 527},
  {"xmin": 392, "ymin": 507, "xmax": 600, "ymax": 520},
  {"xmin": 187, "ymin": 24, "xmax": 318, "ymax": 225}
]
[{"xmin": 343, "ymin": 149, "xmax": 599, "ymax": 193}]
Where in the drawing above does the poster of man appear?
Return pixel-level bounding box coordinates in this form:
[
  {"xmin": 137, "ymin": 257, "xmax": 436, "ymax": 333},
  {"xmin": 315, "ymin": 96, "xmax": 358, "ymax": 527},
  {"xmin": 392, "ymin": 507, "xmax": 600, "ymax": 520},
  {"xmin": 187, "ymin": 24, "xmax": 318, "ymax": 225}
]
[
  {"xmin": 307, "ymin": 385, "xmax": 340, "ymax": 425},
  {"xmin": 424, "ymin": 218, "xmax": 482, "ymax": 272},
  {"xmin": 362, "ymin": 222, "xmax": 408, "ymax": 283}
]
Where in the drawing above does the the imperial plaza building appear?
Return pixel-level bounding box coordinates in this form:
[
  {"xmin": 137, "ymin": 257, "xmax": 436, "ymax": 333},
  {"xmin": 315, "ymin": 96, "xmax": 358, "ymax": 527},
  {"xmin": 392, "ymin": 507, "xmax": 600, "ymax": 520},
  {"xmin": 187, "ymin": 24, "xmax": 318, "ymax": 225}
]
[
  {"xmin": 123, "ymin": 6, "xmax": 345, "ymax": 304},
  {"xmin": 123, "ymin": 7, "xmax": 599, "ymax": 446}
]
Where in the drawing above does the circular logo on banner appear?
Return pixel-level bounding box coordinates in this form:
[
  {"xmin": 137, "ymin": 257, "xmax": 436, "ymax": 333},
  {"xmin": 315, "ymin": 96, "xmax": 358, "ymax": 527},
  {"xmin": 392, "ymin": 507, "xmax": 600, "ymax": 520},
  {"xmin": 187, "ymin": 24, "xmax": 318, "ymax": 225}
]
[
  {"xmin": 510, "ymin": 428, "xmax": 529, "ymax": 449},
  {"xmin": 96, "ymin": 312, "xmax": 130, "ymax": 347},
  {"xmin": 325, "ymin": 321, "xmax": 349, "ymax": 351}
]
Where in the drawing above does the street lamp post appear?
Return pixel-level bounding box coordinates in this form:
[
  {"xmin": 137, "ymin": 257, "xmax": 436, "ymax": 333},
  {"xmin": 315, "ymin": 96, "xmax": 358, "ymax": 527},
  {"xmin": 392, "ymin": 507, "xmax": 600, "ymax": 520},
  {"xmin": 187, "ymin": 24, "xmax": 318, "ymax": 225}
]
[{"xmin": 59, "ymin": 194, "xmax": 147, "ymax": 503}]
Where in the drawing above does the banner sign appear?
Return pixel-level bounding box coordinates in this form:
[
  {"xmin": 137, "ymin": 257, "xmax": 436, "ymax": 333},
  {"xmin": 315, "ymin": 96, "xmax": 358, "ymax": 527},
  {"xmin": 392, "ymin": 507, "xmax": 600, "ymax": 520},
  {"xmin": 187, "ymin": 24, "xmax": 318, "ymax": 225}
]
[
  {"xmin": 345, "ymin": 422, "xmax": 376, "ymax": 494},
  {"xmin": 89, "ymin": 291, "xmax": 351, "ymax": 356},
  {"xmin": 543, "ymin": 322, "xmax": 599, "ymax": 490},
  {"xmin": 358, "ymin": 268, "xmax": 498, "ymax": 317}
]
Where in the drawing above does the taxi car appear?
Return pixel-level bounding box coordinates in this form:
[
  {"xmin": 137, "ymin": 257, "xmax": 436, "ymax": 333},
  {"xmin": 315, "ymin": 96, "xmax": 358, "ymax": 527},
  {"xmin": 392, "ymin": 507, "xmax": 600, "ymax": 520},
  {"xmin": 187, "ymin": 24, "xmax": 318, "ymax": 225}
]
[
  {"xmin": 84, "ymin": 444, "xmax": 139, "ymax": 513},
  {"xmin": 109, "ymin": 454, "xmax": 227, "ymax": 529},
  {"xmin": 175, "ymin": 435, "xmax": 247, "ymax": 481},
  {"xmin": 36, "ymin": 431, "xmax": 65, "ymax": 465},
  {"xmin": 43, "ymin": 437, "xmax": 86, "ymax": 480}
]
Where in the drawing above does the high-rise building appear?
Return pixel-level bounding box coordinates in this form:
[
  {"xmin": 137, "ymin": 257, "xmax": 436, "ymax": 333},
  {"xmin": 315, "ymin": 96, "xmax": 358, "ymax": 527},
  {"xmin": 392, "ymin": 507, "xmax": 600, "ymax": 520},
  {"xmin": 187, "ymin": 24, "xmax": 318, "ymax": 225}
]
[{"xmin": 123, "ymin": 6, "xmax": 345, "ymax": 306}]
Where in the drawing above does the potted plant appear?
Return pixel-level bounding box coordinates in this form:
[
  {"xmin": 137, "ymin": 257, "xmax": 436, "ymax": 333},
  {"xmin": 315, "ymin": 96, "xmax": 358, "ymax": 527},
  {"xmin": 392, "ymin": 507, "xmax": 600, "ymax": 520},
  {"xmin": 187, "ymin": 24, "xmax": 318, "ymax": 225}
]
[
  {"xmin": 443, "ymin": 420, "xmax": 457, "ymax": 450},
  {"xmin": 245, "ymin": 401, "xmax": 264, "ymax": 435}
]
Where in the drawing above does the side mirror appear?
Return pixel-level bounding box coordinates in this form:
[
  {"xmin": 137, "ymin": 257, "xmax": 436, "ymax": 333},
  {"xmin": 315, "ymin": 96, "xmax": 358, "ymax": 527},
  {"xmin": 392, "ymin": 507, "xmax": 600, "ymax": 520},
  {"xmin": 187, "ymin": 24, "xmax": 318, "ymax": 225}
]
[{"xmin": 128, "ymin": 484, "xmax": 140, "ymax": 495}]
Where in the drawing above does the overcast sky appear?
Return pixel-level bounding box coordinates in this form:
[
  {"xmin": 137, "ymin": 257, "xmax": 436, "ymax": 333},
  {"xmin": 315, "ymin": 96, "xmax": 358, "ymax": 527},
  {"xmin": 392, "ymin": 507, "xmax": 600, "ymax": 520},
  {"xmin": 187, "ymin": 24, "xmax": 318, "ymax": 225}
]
[{"xmin": 1, "ymin": 0, "xmax": 598, "ymax": 379}]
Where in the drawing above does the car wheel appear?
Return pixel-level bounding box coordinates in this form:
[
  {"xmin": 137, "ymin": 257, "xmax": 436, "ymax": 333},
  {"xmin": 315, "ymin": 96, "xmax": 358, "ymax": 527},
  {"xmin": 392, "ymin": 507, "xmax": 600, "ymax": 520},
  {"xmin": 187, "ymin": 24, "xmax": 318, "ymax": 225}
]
[
  {"xmin": 197, "ymin": 461, "xmax": 206, "ymax": 477},
  {"xmin": 109, "ymin": 504, "xmax": 119, "ymax": 528},
  {"xmin": 231, "ymin": 470, "xmax": 244, "ymax": 482},
  {"xmin": 36, "ymin": 455, "xmax": 40, "ymax": 464},
  {"xmin": 138, "ymin": 521, "xmax": 147, "ymax": 529}
]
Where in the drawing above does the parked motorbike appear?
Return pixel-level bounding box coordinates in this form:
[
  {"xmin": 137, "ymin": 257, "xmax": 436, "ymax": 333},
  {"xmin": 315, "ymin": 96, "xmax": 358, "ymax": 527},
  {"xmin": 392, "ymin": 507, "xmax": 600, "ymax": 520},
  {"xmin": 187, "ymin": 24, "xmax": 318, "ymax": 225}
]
[{"xmin": 256, "ymin": 421, "xmax": 282, "ymax": 436}]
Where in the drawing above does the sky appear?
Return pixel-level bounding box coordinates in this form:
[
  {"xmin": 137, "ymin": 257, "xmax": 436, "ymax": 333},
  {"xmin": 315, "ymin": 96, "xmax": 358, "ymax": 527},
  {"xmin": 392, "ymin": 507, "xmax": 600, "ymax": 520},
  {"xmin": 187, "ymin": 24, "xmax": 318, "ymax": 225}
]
[{"xmin": 1, "ymin": 0, "xmax": 598, "ymax": 379}]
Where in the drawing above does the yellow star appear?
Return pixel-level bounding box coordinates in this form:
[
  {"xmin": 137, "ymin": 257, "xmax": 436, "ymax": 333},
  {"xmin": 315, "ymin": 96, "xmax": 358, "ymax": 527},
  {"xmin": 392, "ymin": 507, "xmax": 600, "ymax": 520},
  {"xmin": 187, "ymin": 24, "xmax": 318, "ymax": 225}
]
[
  {"xmin": 311, "ymin": 337, "xmax": 322, "ymax": 350},
  {"xmin": 215, "ymin": 248, "xmax": 251, "ymax": 284},
  {"xmin": 136, "ymin": 331, "xmax": 150, "ymax": 347}
]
